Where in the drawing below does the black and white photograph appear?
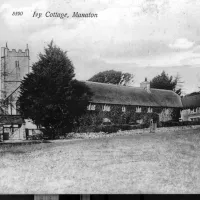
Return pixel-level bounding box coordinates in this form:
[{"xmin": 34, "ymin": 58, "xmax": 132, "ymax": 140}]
[{"xmin": 0, "ymin": 0, "xmax": 200, "ymax": 194}]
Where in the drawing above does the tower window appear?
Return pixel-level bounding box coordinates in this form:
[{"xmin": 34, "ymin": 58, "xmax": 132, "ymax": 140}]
[
  {"xmin": 15, "ymin": 60, "xmax": 19, "ymax": 68},
  {"xmin": 15, "ymin": 61, "xmax": 20, "ymax": 79}
]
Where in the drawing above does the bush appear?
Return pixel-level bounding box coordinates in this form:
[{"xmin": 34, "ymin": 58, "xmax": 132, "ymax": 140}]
[
  {"xmin": 102, "ymin": 121, "xmax": 112, "ymax": 125},
  {"xmin": 27, "ymin": 134, "xmax": 43, "ymax": 140},
  {"xmin": 161, "ymin": 121, "xmax": 179, "ymax": 127},
  {"xmin": 75, "ymin": 123, "xmax": 149, "ymax": 133}
]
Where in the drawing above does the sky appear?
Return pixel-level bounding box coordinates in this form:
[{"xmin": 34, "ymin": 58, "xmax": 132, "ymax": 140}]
[{"xmin": 0, "ymin": 0, "xmax": 200, "ymax": 94}]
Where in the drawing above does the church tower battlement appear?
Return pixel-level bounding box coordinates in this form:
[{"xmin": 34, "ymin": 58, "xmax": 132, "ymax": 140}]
[{"xmin": 1, "ymin": 43, "xmax": 30, "ymax": 114}]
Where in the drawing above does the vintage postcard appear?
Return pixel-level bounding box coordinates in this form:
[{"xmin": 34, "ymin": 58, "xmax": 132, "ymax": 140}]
[{"xmin": 0, "ymin": 0, "xmax": 200, "ymax": 195}]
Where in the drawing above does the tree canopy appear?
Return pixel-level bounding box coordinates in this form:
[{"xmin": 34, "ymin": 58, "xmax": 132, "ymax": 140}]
[
  {"xmin": 88, "ymin": 70, "xmax": 134, "ymax": 86},
  {"xmin": 18, "ymin": 41, "xmax": 92, "ymax": 138},
  {"xmin": 150, "ymin": 71, "xmax": 183, "ymax": 121},
  {"xmin": 185, "ymin": 92, "xmax": 200, "ymax": 97},
  {"xmin": 150, "ymin": 71, "xmax": 182, "ymax": 95}
]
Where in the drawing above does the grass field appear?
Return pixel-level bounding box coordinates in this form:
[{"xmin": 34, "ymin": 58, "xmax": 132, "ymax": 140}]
[{"xmin": 0, "ymin": 128, "xmax": 200, "ymax": 194}]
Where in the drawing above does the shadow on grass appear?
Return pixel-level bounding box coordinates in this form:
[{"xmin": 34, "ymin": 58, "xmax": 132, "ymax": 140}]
[
  {"xmin": 0, "ymin": 140, "xmax": 53, "ymax": 156},
  {"xmin": 0, "ymin": 140, "xmax": 51, "ymax": 146},
  {"xmin": 42, "ymin": 140, "xmax": 51, "ymax": 143},
  {"xmin": 0, "ymin": 150, "xmax": 25, "ymax": 155}
]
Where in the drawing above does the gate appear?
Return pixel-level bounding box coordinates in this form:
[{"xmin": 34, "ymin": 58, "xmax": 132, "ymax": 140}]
[{"xmin": 150, "ymin": 119, "xmax": 157, "ymax": 133}]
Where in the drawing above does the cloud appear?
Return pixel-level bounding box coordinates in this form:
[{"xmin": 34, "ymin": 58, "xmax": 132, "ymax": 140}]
[
  {"xmin": 169, "ymin": 38, "xmax": 194, "ymax": 49},
  {"xmin": 181, "ymin": 56, "xmax": 200, "ymax": 66},
  {"xmin": 0, "ymin": 3, "xmax": 11, "ymax": 13},
  {"xmin": 2, "ymin": 0, "xmax": 200, "ymax": 94}
]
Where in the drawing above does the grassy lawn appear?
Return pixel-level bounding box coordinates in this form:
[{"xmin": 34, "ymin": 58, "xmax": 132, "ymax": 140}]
[{"xmin": 0, "ymin": 128, "xmax": 200, "ymax": 194}]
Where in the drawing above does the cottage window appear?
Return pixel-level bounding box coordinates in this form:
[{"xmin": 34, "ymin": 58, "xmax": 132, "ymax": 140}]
[
  {"xmin": 87, "ymin": 104, "xmax": 91, "ymax": 110},
  {"xmin": 87, "ymin": 103, "xmax": 96, "ymax": 111},
  {"xmin": 190, "ymin": 108, "xmax": 197, "ymax": 113},
  {"xmin": 190, "ymin": 118, "xmax": 197, "ymax": 121},
  {"xmin": 147, "ymin": 107, "xmax": 152, "ymax": 113},
  {"xmin": 102, "ymin": 105, "xmax": 110, "ymax": 112},
  {"xmin": 136, "ymin": 106, "xmax": 141, "ymax": 113},
  {"xmin": 122, "ymin": 106, "xmax": 126, "ymax": 112}
]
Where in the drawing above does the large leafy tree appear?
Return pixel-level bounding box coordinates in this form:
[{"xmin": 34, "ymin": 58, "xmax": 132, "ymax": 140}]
[
  {"xmin": 150, "ymin": 71, "xmax": 183, "ymax": 121},
  {"xmin": 18, "ymin": 41, "xmax": 92, "ymax": 138},
  {"xmin": 150, "ymin": 71, "xmax": 182, "ymax": 95},
  {"xmin": 88, "ymin": 70, "xmax": 134, "ymax": 86}
]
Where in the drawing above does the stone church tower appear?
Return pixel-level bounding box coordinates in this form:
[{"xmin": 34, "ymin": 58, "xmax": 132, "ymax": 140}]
[{"xmin": 1, "ymin": 43, "xmax": 30, "ymax": 114}]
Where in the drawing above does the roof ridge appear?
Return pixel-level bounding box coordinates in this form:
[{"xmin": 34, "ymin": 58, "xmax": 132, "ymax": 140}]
[
  {"xmin": 84, "ymin": 80, "xmax": 132, "ymax": 88},
  {"xmin": 84, "ymin": 81, "xmax": 176, "ymax": 92},
  {"xmin": 150, "ymin": 88, "xmax": 174, "ymax": 92}
]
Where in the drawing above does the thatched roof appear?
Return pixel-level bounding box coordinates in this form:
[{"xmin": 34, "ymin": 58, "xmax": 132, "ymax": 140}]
[
  {"xmin": 0, "ymin": 115, "xmax": 25, "ymax": 125},
  {"xmin": 181, "ymin": 94, "xmax": 200, "ymax": 108},
  {"xmin": 84, "ymin": 81, "xmax": 182, "ymax": 108}
]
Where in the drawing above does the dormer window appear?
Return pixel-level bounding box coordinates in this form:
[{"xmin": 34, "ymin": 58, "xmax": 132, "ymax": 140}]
[
  {"xmin": 147, "ymin": 107, "xmax": 152, "ymax": 113},
  {"xmin": 122, "ymin": 106, "xmax": 126, "ymax": 112},
  {"xmin": 87, "ymin": 103, "xmax": 96, "ymax": 111},
  {"xmin": 102, "ymin": 105, "xmax": 110, "ymax": 112},
  {"xmin": 136, "ymin": 106, "xmax": 141, "ymax": 113}
]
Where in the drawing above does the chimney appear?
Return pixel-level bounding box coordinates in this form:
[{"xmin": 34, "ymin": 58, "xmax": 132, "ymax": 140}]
[{"xmin": 140, "ymin": 77, "xmax": 150, "ymax": 93}]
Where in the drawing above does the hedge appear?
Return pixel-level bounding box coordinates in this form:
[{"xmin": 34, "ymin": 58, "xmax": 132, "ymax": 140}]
[
  {"xmin": 75, "ymin": 123, "xmax": 149, "ymax": 133},
  {"xmin": 161, "ymin": 120, "xmax": 200, "ymax": 127},
  {"xmin": 75, "ymin": 121, "xmax": 200, "ymax": 133}
]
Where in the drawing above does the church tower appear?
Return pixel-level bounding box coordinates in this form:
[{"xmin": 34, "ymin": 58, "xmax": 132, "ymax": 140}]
[{"xmin": 1, "ymin": 43, "xmax": 30, "ymax": 114}]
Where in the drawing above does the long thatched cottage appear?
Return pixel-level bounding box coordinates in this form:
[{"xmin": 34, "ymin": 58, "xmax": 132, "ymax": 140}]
[{"xmin": 80, "ymin": 79, "xmax": 183, "ymax": 127}]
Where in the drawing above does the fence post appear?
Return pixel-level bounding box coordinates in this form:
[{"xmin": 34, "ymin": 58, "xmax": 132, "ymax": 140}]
[{"xmin": 150, "ymin": 119, "xmax": 156, "ymax": 133}]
